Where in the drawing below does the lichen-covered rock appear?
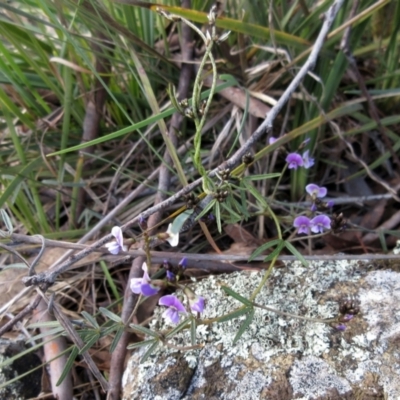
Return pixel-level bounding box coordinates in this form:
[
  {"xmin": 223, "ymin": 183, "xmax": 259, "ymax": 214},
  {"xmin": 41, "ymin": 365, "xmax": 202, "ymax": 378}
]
[
  {"xmin": 122, "ymin": 259, "xmax": 400, "ymax": 400},
  {"xmin": 0, "ymin": 337, "xmax": 42, "ymax": 400}
]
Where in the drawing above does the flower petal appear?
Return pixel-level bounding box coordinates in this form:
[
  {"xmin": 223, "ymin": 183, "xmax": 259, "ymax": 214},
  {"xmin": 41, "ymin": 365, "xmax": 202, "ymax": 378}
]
[
  {"xmin": 105, "ymin": 242, "xmax": 121, "ymax": 255},
  {"xmin": 141, "ymin": 283, "xmax": 159, "ymax": 297},
  {"xmin": 190, "ymin": 296, "xmax": 205, "ymax": 313},
  {"xmin": 163, "ymin": 308, "xmax": 180, "ymax": 324},
  {"xmin": 159, "ymin": 295, "xmax": 186, "ymax": 312},
  {"xmin": 130, "ymin": 278, "xmax": 142, "ymax": 294}
]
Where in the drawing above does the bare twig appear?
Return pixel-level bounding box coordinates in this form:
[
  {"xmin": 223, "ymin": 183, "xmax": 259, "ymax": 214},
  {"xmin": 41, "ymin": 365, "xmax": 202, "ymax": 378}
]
[{"xmin": 0, "ymin": 293, "xmax": 41, "ymax": 337}]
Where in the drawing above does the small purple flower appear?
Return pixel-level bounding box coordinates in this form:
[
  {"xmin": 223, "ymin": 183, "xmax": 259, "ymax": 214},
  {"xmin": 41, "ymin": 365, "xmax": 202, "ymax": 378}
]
[
  {"xmin": 139, "ymin": 215, "xmax": 147, "ymax": 230},
  {"xmin": 286, "ymin": 153, "xmax": 304, "ymax": 169},
  {"xmin": 159, "ymin": 295, "xmax": 187, "ymax": 324},
  {"xmin": 302, "ymin": 150, "xmax": 315, "ymax": 169},
  {"xmin": 326, "ymin": 200, "xmax": 334, "ymax": 208},
  {"xmin": 179, "ymin": 257, "xmax": 187, "ymax": 269},
  {"xmin": 166, "ymin": 270, "xmax": 176, "ymax": 281},
  {"xmin": 269, "ymin": 137, "xmax": 278, "ymax": 145},
  {"xmin": 293, "ymin": 216, "xmax": 311, "ymax": 235},
  {"xmin": 310, "ymin": 215, "xmax": 331, "ymax": 234},
  {"xmin": 306, "ymin": 184, "xmax": 327, "ymax": 198},
  {"xmin": 341, "ymin": 314, "xmax": 354, "ymax": 322},
  {"xmin": 190, "ymin": 296, "xmax": 205, "ymax": 313},
  {"xmin": 335, "ymin": 323, "xmax": 347, "ymax": 331},
  {"xmin": 130, "ymin": 262, "xmax": 159, "ymax": 297},
  {"xmin": 184, "ymin": 288, "xmax": 205, "ymax": 314},
  {"xmin": 105, "ymin": 226, "xmax": 127, "ymax": 255}
]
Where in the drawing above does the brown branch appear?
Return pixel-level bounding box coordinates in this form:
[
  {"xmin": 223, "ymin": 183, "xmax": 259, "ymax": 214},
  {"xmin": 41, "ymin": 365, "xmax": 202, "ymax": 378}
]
[{"xmin": 0, "ymin": 294, "xmax": 41, "ymax": 337}]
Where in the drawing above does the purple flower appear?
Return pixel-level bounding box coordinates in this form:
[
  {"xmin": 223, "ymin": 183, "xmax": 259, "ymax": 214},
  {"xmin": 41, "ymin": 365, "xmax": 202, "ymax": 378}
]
[
  {"xmin": 269, "ymin": 136, "xmax": 278, "ymax": 145},
  {"xmin": 341, "ymin": 314, "xmax": 354, "ymax": 322},
  {"xmin": 326, "ymin": 200, "xmax": 334, "ymax": 208},
  {"xmin": 105, "ymin": 226, "xmax": 127, "ymax": 255},
  {"xmin": 159, "ymin": 295, "xmax": 187, "ymax": 324},
  {"xmin": 179, "ymin": 257, "xmax": 187, "ymax": 269},
  {"xmin": 335, "ymin": 323, "xmax": 347, "ymax": 331},
  {"xmin": 306, "ymin": 184, "xmax": 327, "ymax": 198},
  {"xmin": 130, "ymin": 262, "xmax": 159, "ymax": 297},
  {"xmin": 139, "ymin": 215, "xmax": 147, "ymax": 230},
  {"xmin": 302, "ymin": 150, "xmax": 314, "ymax": 169},
  {"xmin": 184, "ymin": 288, "xmax": 205, "ymax": 313},
  {"xmin": 286, "ymin": 153, "xmax": 304, "ymax": 169},
  {"xmin": 166, "ymin": 270, "xmax": 176, "ymax": 281},
  {"xmin": 293, "ymin": 216, "xmax": 311, "ymax": 235},
  {"xmin": 310, "ymin": 215, "xmax": 331, "ymax": 234},
  {"xmin": 190, "ymin": 296, "xmax": 205, "ymax": 313}
]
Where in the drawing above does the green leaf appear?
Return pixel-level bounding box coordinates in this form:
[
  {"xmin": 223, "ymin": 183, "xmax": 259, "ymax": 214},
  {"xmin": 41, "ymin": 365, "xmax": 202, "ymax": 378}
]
[
  {"xmin": 48, "ymin": 76, "xmax": 238, "ymax": 156},
  {"xmin": 264, "ymin": 241, "xmax": 285, "ymax": 262},
  {"xmin": 170, "ymin": 209, "xmax": 194, "ymax": 234},
  {"xmin": 127, "ymin": 338, "xmax": 158, "ymax": 350},
  {"xmin": 81, "ymin": 311, "xmax": 99, "ymax": 329},
  {"xmin": 284, "ymin": 241, "xmax": 309, "ymax": 267},
  {"xmin": 56, "ymin": 346, "xmax": 79, "ymax": 387},
  {"xmin": 218, "ymin": 307, "xmax": 249, "ymax": 323},
  {"xmin": 190, "ymin": 318, "xmax": 196, "ymax": 346},
  {"xmin": 165, "ymin": 317, "xmax": 191, "ymax": 339},
  {"xmin": 221, "ymin": 286, "xmax": 252, "ymax": 306},
  {"xmin": 99, "ymin": 307, "xmax": 123, "ymax": 323},
  {"xmin": 79, "ymin": 333, "xmax": 100, "ymax": 354},
  {"xmin": 233, "ymin": 308, "xmax": 255, "ymax": 345},
  {"xmin": 0, "ymin": 157, "xmax": 43, "ymax": 208},
  {"xmin": 110, "ymin": 326, "xmax": 125, "ymax": 353},
  {"xmin": 140, "ymin": 340, "xmax": 159, "ymax": 363},
  {"xmin": 129, "ymin": 323, "xmax": 159, "ymax": 338},
  {"xmin": 248, "ymin": 239, "xmax": 282, "ymax": 261},
  {"xmin": 241, "ymin": 179, "xmax": 267, "ymax": 208},
  {"xmin": 195, "ymin": 198, "xmax": 217, "ymax": 221},
  {"xmin": 246, "ymin": 173, "xmax": 281, "ymax": 181}
]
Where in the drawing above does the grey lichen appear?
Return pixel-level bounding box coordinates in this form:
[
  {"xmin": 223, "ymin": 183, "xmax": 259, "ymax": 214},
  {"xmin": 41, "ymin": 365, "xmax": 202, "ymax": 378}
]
[
  {"xmin": 289, "ymin": 356, "xmax": 352, "ymax": 399},
  {"xmin": 123, "ymin": 259, "xmax": 400, "ymax": 400}
]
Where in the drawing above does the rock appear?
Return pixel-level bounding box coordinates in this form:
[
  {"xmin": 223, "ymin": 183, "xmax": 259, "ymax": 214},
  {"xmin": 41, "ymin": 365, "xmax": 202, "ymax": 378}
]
[
  {"xmin": 122, "ymin": 259, "xmax": 400, "ymax": 400},
  {"xmin": 0, "ymin": 337, "xmax": 42, "ymax": 399}
]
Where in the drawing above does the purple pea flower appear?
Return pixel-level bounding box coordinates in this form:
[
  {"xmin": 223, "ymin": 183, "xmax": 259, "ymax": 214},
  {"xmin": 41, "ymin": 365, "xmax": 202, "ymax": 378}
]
[
  {"xmin": 286, "ymin": 153, "xmax": 304, "ymax": 169},
  {"xmin": 105, "ymin": 226, "xmax": 127, "ymax": 255},
  {"xmin": 184, "ymin": 288, "xmax": 205, "ymax": 313},
  {"xmin": 306, "ymin": 183, "xmax": 327, "ymax": 198},
  {"xmin": 293, "ymin": 216, "xmax": 311, "ymax": 235},
  {"xmin": 159, "ymin": 295, "xmax": 187, "ymax": 324},
  {"xmin": 310, "ymin": 215, "xmax": 331, "ymax": 234},
  {"xmin": 130, "ymin": 262, "xmax": 160, "ymax": 297},
  {"xmin": 335, "ymin": 323, "xmax": 347, "ymax": 331},
  {"xmin": 269, "ymin": 136, "xmax": 278, "ymax": 145},
  {"xmin": 190, "ymin": 296, "xmax": 205, "ymax": 313},
  {"xmin": 166, "ymin": 270, "xmax": 176, "ymax": 282},
  {"xmin": 302, "ymin": 150, "xmax": 315, "ymax": 169},
  {"xmin": 179, "ymin": 257, "xmax": 188, "ymax": 269},
  {"xmin": 341, "ymin": 314, "xmax": 354, "ymax": 322}
]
